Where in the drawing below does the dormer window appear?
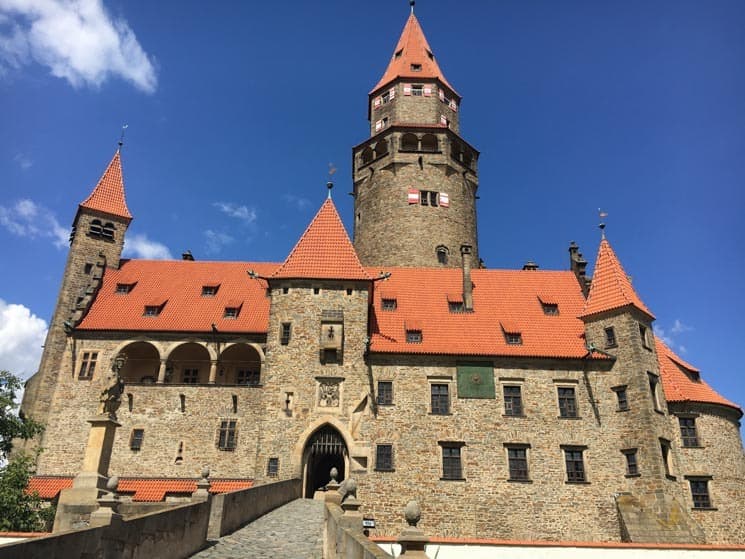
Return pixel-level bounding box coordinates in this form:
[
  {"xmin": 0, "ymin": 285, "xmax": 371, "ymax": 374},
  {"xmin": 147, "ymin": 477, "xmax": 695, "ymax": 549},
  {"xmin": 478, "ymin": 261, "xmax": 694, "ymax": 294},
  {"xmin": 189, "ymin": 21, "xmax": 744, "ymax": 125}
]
[
  {"xmin": 143, "ymin": 304, "xmax": 164, "ymax": 317},
  {"xmin": 224, "ymin": 307, "xmax": 240, "ymax": 319},
  {"xmin": 426, "ymin": 49, "xmax": 434, "ymax": 60},
  {"xmin": 406, "ymin": 330, "xmax": 422, "ymax": 343},
  {"xmin": 411, "ymin": 63, "xmax": 422, "ymax": 72},
  {"xmin": 506, "ymin": 333, "xmax": 523, "ymax": 345},
  {"xmin": 541, "ymin": 303, "xmax": 559, "ymax": 315},
  {"xmin": 202, "ymin": 285, "xmax": 219, "ymax": 297},
  {"xmin": 116, "ymin": 282, "xmax": 136, "ymax": 294},
  {"xmin": 394, "ymin": 49, "xmax": 403, "ymax": 59},
  {"xmin": 447, "ymin": 293, "xmax": 464, "ymax": 313},
  {"xmin": 382, "ymin": 298, "xmax": 397, "ymax": 311}
]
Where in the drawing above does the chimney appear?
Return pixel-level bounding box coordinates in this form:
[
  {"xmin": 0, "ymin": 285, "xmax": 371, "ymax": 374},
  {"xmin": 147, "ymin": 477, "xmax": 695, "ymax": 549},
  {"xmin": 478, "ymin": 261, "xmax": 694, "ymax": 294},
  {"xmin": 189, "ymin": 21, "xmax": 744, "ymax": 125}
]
[
  {"xmin": 182, "ymin": 250, "xmax": 194, "ymax": 261},
  {"xmin": 460, "ymin": 244, "xmax": 473, "ymax": 311},
  {"xmin": 568, "ymin": 241, "xmax": 590, "ymax": 296},
  {"xmin": 522, "ymin": 260, "xmax": 539, "ymax": 271}
]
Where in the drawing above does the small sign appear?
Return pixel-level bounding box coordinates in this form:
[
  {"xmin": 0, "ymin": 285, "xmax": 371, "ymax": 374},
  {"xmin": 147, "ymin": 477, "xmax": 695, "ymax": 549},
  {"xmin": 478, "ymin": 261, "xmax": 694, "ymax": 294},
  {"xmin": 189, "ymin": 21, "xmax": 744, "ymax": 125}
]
[{"xmin": 362, "ymin": 518, "xmax": 376, "ymax": 529}]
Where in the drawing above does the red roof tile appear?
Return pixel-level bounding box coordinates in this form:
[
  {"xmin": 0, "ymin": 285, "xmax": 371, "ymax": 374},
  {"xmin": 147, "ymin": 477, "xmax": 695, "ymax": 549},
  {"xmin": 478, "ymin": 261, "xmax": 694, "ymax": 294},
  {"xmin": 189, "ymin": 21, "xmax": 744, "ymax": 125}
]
[
  {"xmin": 271, "ymin": 198, "xmax": 371, "ymax": 281},
  {"xmin": 77, "ymin": 260, "xmax": 278, "ymax": 333},
  {"xmin": 79, "ymin": 150, "xmax": 132, "ymax": 221},
  {"xmin": 371, "ymin": 13, "xmax": 456, "ymax": 95},
  {"xmin": 369, "ymin": 267, "xmax": 595, "ymax": 358},
  {"xmin": 26, "ymin": 476, "xmax": 253, "ymax": 502},
  {"xmin": 656, "ymin": 339, "xmax": 741, "ymax": 414},
  {"xmin": 580, "ymin": 238, "xmax": 654, "ymax": 320}
]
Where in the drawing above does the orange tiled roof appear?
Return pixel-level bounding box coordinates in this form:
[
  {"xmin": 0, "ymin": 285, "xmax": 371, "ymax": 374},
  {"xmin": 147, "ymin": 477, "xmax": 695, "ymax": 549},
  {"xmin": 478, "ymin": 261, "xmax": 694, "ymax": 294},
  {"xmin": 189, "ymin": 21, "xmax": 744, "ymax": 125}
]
[
  {"xmin": 656, "ymin": 339, "xmax": 741, "ymax": 414},
  {"xmin": 271, "ymin": 198, "xmax": 371, "ymax": 281},
  {"xmin": 371, "ymin": 13, "xmax": 456, "ymax": 95},
  {"xmin": 77, "ymin": 260, "xmax": 279, "ymax": 333},
  {"xmin": 580, "ymin": 238, "xmax": 655, "ymax": 320},
  {"xmin": 79, "ymin": 150, "xmax": 133, "ymax": 221},
  {"xmin": 369, "ymin": 267, "xmax": 596, "ymax": 358},
  {"xmin": 27, "ymin": 476, "xmax": 253, "ymax": 502}
]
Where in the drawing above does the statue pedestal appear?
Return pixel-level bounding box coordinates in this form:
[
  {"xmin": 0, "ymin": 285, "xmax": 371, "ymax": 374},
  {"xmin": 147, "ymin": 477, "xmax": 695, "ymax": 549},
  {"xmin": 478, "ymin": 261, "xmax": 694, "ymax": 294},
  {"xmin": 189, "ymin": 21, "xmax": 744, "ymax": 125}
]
[{"xmin": 53, "ymin": 415, "xmax": 121, "ymax": 532}]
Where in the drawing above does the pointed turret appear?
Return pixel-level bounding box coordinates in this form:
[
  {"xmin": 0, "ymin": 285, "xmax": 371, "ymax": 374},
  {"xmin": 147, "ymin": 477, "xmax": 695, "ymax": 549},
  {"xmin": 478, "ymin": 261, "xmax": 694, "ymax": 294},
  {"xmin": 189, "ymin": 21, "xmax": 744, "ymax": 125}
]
[
  {"xmin": 371, "ymin": 13, "xmax": 456, "ymax": 95},
  {"xmin": 272, "ymin": 198, "xmax": 371, "ymax": 281},
  {"xmin": 78, "ymin": 149, "xmax": 133, "ymax": 221},
  {"xmin": 580, "ymin": 238, "xmax": 655, "ymax": 320}
]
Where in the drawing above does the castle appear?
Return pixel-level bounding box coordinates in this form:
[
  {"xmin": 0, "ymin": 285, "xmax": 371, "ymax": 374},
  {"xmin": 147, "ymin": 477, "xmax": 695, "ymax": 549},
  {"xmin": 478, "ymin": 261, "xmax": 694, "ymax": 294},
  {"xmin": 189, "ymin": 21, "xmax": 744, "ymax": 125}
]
[{"xmin": 20, "ymin": 8, "xmax": 745, "ymax": 544}]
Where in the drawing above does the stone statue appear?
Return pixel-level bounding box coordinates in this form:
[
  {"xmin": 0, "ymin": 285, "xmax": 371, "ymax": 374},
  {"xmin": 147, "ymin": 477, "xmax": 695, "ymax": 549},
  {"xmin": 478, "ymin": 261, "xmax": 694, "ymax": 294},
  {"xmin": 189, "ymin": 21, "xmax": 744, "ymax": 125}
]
[{"xmin": 99, "ymin": 355, "xmax": 126, "ymax": 417}]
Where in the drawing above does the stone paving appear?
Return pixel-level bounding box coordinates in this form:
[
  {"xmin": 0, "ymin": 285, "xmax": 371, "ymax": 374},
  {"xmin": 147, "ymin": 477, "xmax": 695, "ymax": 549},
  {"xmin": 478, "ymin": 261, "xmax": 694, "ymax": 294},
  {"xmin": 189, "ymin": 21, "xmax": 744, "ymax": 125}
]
[{"xmin": 190, "ymin": 498, "xmax": 325, "ymax": 559}]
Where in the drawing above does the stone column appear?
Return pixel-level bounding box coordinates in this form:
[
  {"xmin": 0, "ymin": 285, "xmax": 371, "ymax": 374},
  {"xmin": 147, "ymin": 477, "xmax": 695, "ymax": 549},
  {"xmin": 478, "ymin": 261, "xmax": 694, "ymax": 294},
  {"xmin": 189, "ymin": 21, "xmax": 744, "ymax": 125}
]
[
  {"xmin": 208, "ymin": 360, "xmax": 219, "ymax": 384},
  {"xmin": 192, "ymin": 467, "xmax": 212, "ymax": 502},
  {"xmin": 157, "ymin": 359, "xmax": 168, "ymax": 384},
  {"xmin": 89, "ymin": 476, "xmax": 123, "ymax": 528},
  {"xmin": 339, "ymin": 478, "xmax": 362, "ymax": 530},
  {"xmin": 324, "ymin": 467, "xmax": 342, "ymax": 506},
  {"xmin": 397, "ymin": 501, "xmax": 429, "ymax": 558}
]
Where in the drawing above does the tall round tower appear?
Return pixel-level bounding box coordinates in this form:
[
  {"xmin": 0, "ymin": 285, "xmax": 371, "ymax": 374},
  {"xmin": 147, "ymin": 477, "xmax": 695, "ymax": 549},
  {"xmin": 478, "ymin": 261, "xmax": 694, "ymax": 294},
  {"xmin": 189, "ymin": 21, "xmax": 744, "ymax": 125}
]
[{"xmin": 352, "ymin": 10, "xmax": 479, "ymax": 268}]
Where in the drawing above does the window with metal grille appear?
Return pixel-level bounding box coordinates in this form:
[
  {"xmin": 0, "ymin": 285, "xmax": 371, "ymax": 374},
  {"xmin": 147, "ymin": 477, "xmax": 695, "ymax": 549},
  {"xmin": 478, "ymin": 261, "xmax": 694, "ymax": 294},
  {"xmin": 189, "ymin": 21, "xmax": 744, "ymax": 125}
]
[
  {"xmin": 564, "ymin": 448, "xmax": 586, "ymax": 482},
  {"xmin": 604, "ymin": 326, "xmax": 617, "ymax": 347},
  {"xmin": 130, "ymin": 429, "xmax": 144, "ymax": 451},
  {"xmin": 558, "ymin": 387, "xmax": 578, "ymax": 418},
  {"xmin": 503, "ymin": 385, "xmax": 523, "ymax": 416},
  {"xmin": 613, "ymin": 386, "xmax": 629, "ymax": 411},
  {"xmin": 441, "ymin": 444, "xmax": 463, "ymax": 479},
  {"xmin": 280, "ymin": 322, "xmax": 291, "ymax": 345},
  {"xmin": 431, "ymin": 383, "xmax": 449, "ymax": 415},
  {"xmin": 376, "ymin": 444, "xmax": 394, "ymax": 471},
  {"xmin": 183, "ymin": 368, "xmax": 199, "ymax": 384},
  {"xmin": 382, "ymin": 298, "xmax": 397, "ymax": 311},
  {"xmin": 377, "ymin": 381, "xmax": 393, "ymax": 406},
  {"xmin": 507, "ymin": 446, "xmax": 529, "ymax": 481},
  {"xmin": 267, "ymin": 457, "xmax": 279, "ymax": 477},
  {"xmin": 78, "ymin": 352, "xmax": 98, "ymax": 379},
  {"xmin": 217, "ymin": 420, "xmax": 237, "ymax": 451},
  {"xmin": 237, "ymin": 370, "xmax": 260, "ymax": 386},
  {"xmin": 679, "ymin": 417, "xmax": 699, "ymax": 447},
  {"xmin": 689, "ymin": 478, "xmax": 712, "ymax": 509},
  {"xmin": 622, "ymin": 449, "xmax": 639, "ymax": 476}
]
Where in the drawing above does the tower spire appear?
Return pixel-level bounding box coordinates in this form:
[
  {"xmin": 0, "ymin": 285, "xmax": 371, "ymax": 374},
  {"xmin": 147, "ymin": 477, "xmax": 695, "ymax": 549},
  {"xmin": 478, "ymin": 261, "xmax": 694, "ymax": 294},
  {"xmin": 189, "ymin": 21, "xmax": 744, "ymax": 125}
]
[
  {"xmin": 410, "ymin": 0, "xmax": 415, "ymax": 14},
  {"xmin": 78, "ymin": 149, "xmax": 133, "ymax": 221}
]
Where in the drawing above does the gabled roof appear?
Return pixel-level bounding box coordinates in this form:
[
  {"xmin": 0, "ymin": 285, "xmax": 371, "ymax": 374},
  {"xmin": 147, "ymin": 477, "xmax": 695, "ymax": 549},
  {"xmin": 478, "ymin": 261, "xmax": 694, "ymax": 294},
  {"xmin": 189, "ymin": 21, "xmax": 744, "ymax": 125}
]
[
  {"xmin": 77, "ymin": 260, "xmax": 278, "ymax": 333},
  {"xmin": 656, "ymin": 339, "xmax": 741, "ymax": 415},
  {"xmin": 271, "ymin": 198, "xmax": 371, "ymax": 281},
  {"xmin": 371, "ymin": 13, "xmax": 456, "ymax": 95},
  {"xmin": 580, "ymin": 238, "xmax": 655, "ymax": 320},
  {"xmin": 369, "ymin": 267, "xmax": 597, "ymax": 359},
  {"xmin": 78, "ymin": 149, "xmax": 133, "ymax": 221}
]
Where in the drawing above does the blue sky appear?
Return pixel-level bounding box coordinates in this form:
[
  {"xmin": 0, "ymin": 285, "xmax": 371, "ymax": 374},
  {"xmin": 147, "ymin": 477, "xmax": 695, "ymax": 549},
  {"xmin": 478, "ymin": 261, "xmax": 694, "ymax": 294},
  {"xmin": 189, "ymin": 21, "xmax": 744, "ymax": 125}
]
[{"xmin": 0, "ymin": 1, "xmax": 743, "ymax": 414}]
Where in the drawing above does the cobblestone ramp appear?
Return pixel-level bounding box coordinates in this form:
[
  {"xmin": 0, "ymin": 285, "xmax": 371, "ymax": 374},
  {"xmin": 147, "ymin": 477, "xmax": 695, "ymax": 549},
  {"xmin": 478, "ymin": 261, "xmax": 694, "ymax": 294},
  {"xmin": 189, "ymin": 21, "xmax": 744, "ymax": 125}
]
[{"xmin": 191, "ymin": 499, "xmax": 325, "ymax": 559}]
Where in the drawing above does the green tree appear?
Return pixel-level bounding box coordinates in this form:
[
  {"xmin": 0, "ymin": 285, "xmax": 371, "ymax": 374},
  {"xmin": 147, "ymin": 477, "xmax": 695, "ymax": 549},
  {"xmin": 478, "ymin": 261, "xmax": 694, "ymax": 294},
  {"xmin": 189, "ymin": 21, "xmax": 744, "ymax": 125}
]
[{"xmin": 0, "ymin": 370, "xmax": 52, "ymax": 531}]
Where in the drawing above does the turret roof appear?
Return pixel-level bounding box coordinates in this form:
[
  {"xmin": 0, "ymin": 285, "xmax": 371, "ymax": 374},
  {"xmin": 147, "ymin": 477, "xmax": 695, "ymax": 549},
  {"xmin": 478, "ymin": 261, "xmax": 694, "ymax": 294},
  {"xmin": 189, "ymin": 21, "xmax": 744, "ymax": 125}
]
[
  {"xmin": 371, "ymin": 13, "xmax": 456, "ymax": 95},
  {"xmin": 270, "ymin": 198, "xmax": 371, "ymax": 281},
  {"xmin": 79, "ymin": 149, "xmax": 133, "ymax": 221},
  {"xmin": 580, "ymin": 238, "xmax": 654, "ymax": 320}
]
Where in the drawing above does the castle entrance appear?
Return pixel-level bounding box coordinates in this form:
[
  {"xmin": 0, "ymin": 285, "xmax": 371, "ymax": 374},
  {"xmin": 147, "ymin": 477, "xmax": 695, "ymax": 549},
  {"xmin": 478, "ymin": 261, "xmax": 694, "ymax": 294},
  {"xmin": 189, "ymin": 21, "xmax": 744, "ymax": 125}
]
[{"xmin": 302, "ymin": 425, "xmax": 348, "ymax": 498}]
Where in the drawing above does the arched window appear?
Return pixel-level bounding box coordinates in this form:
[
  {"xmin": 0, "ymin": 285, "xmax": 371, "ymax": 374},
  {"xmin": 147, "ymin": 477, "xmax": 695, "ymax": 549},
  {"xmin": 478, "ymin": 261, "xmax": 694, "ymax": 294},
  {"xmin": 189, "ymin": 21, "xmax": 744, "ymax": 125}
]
[
  {"xmin": 436, "ymin": 245, "xmax": 449, "ymax": 265},
  {"xmin": 361, "ymin": 147, "xmax": 374, "ymax": 165},
  {"xmin": 374, "ymin": 139, "xmax": 388, "ymax": 158},
  {"xmin": 401, "ymin": 133, "xmax": 418, "ymax": 151},
  {"xmin": 102, "ymin": 222, "xmax": 115, "ymax": 240},
  {"xmin": 89, "ymin": 219, "xmax": 103, "ymax": 236},
  {"xmin": 421, "ymin": 134, "xmax": 438, "ymax": 152}
]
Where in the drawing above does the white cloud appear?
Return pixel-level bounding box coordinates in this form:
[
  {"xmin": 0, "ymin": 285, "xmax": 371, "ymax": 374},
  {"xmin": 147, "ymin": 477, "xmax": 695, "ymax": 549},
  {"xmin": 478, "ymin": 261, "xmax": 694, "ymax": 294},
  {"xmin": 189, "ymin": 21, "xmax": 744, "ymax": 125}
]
[
  {"xmin": 0, "ymin": 198, "xmax": 68, "ymax": 248},
  {"xmin": 204, "ymin": 229, "xmax": 234, "ymax": 255},
  {"xmin": 122, "ymin": 232, "xmax": 172, "ymax": 259},
  {"xmin": 283, "ymin": 193, "xmax": 310, "ymax": 210},
  {"xmin": 213, "ymin": 202, "xmax": 257, "ymax": 224},
  {"xmin": 0, "ymin": 298, "xmax": 47, "ymax": 380},
  {"xmin": 654, "ymin": 319, "xmax": 693, "ymax": 355},
  {"xmin": 13, "ymin": 152, "xmax": 32, "ymax": 169},
  {"xmin": 671, "ymin": 319, "xmax": 693, "ymax": 335},
  {"xmin": 0, "ymin": 0, "xmax": 157, "ymax": 93}
]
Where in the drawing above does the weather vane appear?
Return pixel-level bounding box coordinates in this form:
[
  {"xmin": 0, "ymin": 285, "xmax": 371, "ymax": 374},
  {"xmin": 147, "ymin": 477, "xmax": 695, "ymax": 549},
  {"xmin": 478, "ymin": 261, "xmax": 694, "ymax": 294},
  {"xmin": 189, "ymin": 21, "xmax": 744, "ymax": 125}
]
[
  {"xmin": 598, "ymin": 208, "xmax": 608, "ymax": 238},
  {"xmin": 118, "ymin": 124, "xmax": 129, "ymax": 149},
  {"xmin": 327, "ymin": 162, "xmax": 337, "ymax": 198},
  {"xmin": 410, "ymin": 0, "xmax": 415, "ymax": 14}
]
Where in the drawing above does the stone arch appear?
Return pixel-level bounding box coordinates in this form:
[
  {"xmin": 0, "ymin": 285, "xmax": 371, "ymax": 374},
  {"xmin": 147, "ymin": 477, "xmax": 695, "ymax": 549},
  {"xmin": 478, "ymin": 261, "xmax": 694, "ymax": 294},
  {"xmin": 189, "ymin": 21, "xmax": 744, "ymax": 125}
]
[
  {"xmin": 117, "ymin": 341, "xmax": 160, "ymax": 384},
  {"xmin": 166, "ymin": 342, "xmax": 212, "ymax": 384},
  {"xmin": 361, "ymin": 146, "xmax": 373, "ymax": 165},
  {"xmin": 374, "ymin": 138, "xmax": 389, "ymax": 158},
  {"xmin": 421, "ymin": 133, "xmax": 438, "ymax": 152},
  {"xmin": 297, "ymin": 422, "xmax": 350, "ymax": 498},
  {"xmin": 217, "ymin": 343, "xmax": 262, "ymax": 385},
  {"xmin": 401, "ymin": 133, "xmax": 418, "ymax": 151}
]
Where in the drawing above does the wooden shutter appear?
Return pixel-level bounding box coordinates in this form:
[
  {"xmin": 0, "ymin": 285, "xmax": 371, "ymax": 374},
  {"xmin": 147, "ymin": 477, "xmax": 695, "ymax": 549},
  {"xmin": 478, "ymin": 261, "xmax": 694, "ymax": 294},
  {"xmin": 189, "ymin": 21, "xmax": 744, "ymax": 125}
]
[
  {"xmin": 407, "ymin": 188, "xmax": 420, "ymax": 204},
  {"xmin": 374, "ymin": 97, "xmax": 381, "ymax": 108},
  {"xmin": 389, "ymin": 87, "xmax": 396, "ymax": 99},
  {"xmin": 439, "ymin": 192, "xmax": 450, "ymax": 207},
  {"xmin": 438, "ymin": 89, "xmax": 445, "ymax": 101},
  {"xmin": 375, "ymin": 120, "xmax": 382, "ymax": 132},
  {"xmin": 440, "ymin": 115, "xmax": 448, "ymax": 126},
  {"xmin": 424, "ymin": 87, "xmax": 432, "ymax": 96},
  {"xmin": 449, "ymin": 99, "xmax": 457, "ymax": 111},
  {"xmin": 403, "ymin": 84, "xmax": 412, "ymax": 95}
]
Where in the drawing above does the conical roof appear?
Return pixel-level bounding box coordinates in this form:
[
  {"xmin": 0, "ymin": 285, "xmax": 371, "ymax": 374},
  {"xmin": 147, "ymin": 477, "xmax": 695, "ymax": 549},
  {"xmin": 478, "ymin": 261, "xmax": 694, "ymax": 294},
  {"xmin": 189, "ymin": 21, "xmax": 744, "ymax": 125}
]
[
  {"xmin": 580, "ymin": 238, "xmax": 655, "ymax": 320},
  {"xmin": 271, "ymin": 198, "xmax": 371, "ymax": 281},
  {"xmin": 371, "ymin": 13, "xmax": 456, "ymax": 95},
  {"xmin": 79, "ymin": 149, "xmax": 132, "ymax": 221}
]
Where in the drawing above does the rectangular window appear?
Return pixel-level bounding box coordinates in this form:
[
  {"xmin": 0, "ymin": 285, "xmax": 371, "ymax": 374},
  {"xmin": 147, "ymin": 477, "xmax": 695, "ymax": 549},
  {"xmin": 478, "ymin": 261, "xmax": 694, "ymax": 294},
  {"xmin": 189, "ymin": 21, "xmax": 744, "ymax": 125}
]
[
  {"xmin": 406, "ymin": 330, "xmax": 422, "ymax": 343},
  {"xmin": 267, "ymin": 457, "xmax": 279, "ymax": 477},
  {"xmin": 507, "ymin": 446, "xmax": 529, "ymax": 481},
  {"xmin": 639, "ymin": 324, "xmax": 651, "ymax": 349},
  {"xmin": 419, "ymin": 190, "xmax": 439, "ymax": 207},
  {"xmin": 183, "ymin": 368, "xmax": 199, "ymax": 384},
  {"xmin": 558, "ymin": 387, "xmax": 578, "ymax": 418},
  {"xmin": 613, "ymin": 386, "xmax": 629, "ymax": 411},
  {"xmin": 280, "ymin": 322, "xmax": 291, "ymax": 345},
  {"xmin": 381, "ymin": 91, "xmax": 390, "ymax": 104},
  {"xmin": 130, "ymin": 429, "xmax": 144, "ymax": 451},
  {"xmin": 143, "ymin": 305, "xmax": 162, "ymax": 317},
  {"xmin": 448, "ymin": 301, "xmax": 465, "ymax": 313},
  {"xmin": 116, "ymin": 283, "xmax": 135, "ymax": 294},
  {"xmin": 411, "ymin": 84, "xmax": 423, "ymax": 96},
  {"xmin": 505, "ymin": 332, "xmax": 523, "ymax": 345},
  {"xmin": 622, "ymin": 449, "xmax": 639, "ymax": 476},
  {"xmin": 78, "ymin": 351, "xmax": 98, "ymax": 379},
  {"xmin": 542, "ymin": 303, "xmax": 559, "ymax": 315},
  {"xmin": 201, "ymin": 285, "xmax": 219, "ymax": 296},
  {"xmin": 431, "ymin": 383, "xmax": 450, "ymax": 415},
  {"xmin": 679, "ymin": 417, "xmax": 699, "ymax": 447},
  {"xmin": 441, "ymin": 444, "xmax": 463, "ymax": 480},
  {"xmin": 660, "ymin": 438, "xmax": 673, "ymax": 478},
  {"xmin": 604, "ymin": 326, "xmax": 617, "ymax": 347},
  {"xmin": 381, "ymin": 298, "xmax": 397, "ymax": 311},
  {"xmin": 503, "ymin": 385, "xmax": 523, "ymax": 416},
  {"xmin": 237, "ymin": 370, "xmax": 260, "ymax": 386},
  {"xmin": 689, "ymin": 478, "xmax": 712, "ymax": 509},
  {"xmin": 377, "ymin": 381, "xmax": 393, "ymax": 406},
  {"xmin": 217, "ymin": 420, "xmax": 237, "ymax": 451},
  {"xmin": 376, "ymin": 444, "xmax": 394, "ymax": 471},
  {"xmin": 322, "ymin": 348, "xmax": 339, "ymax": 364},
  {"xmin": 224, "ymin": 307, "xmax": 239, "ymax": 319},
  {"xmin": 564, "ymin": 448, "xmax": 586, "ymax": 482}
]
